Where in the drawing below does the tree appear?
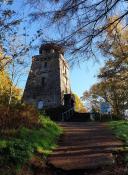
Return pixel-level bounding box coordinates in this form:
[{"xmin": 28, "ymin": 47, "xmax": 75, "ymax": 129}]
[
  {"xmin": 0, "ymin": 70, "xmax": 22, "ymax": 105},
  {"xmin": 82, "ymin": 82, "xmax": 107, "ymax": 112},
  {"xmin": 97, "ymin": 17, "xmax": 128, "ymax": 115},
  {"xmin": 82, "ymin": 18, "xmax": 128, "ymax": 116},
  {"xmin": 0, "ymin": 34, "xmax": 29, "ymax": 105},
  {"xmin": 26, "ymin": 0, "xmax": 128, "ymax": 63},
  {"xmin": 0, "ymin": 1, "xmax": 44, "ymax": 104},
  {"xmin": 98, "ymin": 17, "xmax": 128, "ymax": 77},
  {"xmin": 0, "ymin": 45, "xmax": 11, "ymax": 71},
  {"xmin": 82, "ymin": 80, "xmax": 119, "ymax": 116},
  {"xmin": 73, "ymin": 93, "xmax": 87, "ymax": 112},
  {"xmin": 0, "ymin": 1, "xmax": 41, "ymax": 71},
  {"xmin": 0, "ymin": 8, "xmax": 20, "ymax": 71},
  {"xmin": 0, "ymin": 2, "xmax": 22, "ymax": 69}
]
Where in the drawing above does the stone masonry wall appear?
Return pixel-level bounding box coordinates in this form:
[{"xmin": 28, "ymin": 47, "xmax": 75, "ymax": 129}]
[{"xmin": 23, "ymin": 45, "xmax": 71, "ymax": 109}]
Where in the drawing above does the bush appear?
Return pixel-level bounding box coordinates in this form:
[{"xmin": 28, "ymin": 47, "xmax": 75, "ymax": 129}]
[
  {"xmin": 0, "ymin": 114, "xmax": 62, "ymax": 174},
  {"xmin": 0, "ymin": 104, "xmax": 40, "ymax": 131},
  {"xmin": 0, "ymin": 139, "xmax": 33, "ymax": 166}
]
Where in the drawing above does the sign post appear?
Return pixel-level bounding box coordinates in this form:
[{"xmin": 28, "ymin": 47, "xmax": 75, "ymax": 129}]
[
  {"xmin": 37, "ymin": 101, "xmax": 44, "ymax": 110},
  {"xmin": 100, "ymin": 102, "xmax": 112, "ymax": 119}
]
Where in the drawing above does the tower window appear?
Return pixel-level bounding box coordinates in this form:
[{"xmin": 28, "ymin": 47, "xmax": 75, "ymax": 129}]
[
  {"xmin": 45, "ymin": 49, "xmax": 49, "ymax": 53},
  {"xmin": 42, "ymin": 77, "xmax": 46, "ymax": 87},
  {"xmin": 44, "ymin": 62, "xmax": 47, "ymax": 68}
]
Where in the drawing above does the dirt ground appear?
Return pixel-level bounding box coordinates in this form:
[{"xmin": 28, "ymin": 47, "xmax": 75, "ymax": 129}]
[{"xmin": 47, "ymin": 122, "xmax": 128, "ymax": 175}]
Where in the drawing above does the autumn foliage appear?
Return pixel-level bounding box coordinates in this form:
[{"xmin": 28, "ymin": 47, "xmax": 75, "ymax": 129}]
[
  {"xmin": 0, "ymin": 104, "xmax": 40, "ymax": 131},
  {"xmin": 73, "ymin": 93, "xmax": 87, "ymax": 113},
  {"xmin": 0, "ymin": 70, "xmax": 22, "ymax": 105},
  {"xmin": 82, "ymin": 18, "xmax": 128, "ymax": 116}
]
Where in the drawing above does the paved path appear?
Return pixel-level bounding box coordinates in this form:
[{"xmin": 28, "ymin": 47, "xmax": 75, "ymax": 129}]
[{"xmin": 47, "ymin": 122, "xmax": 124, "ymax": 171}]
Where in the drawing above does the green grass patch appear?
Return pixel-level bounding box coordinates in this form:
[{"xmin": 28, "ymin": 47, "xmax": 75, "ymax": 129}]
[
  {"xmin": 109, "ymin": 120, "xmax": 128, "ymax": 163},
  {"xmin": 0, "ymin": 115, "xmax": 62, "ymax": 174},
  {"xmin": 109, "ymin": 120, "xmax": 128, "ymax": 144}
]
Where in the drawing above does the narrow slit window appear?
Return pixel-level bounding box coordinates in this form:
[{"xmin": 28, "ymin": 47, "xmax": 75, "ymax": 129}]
[
  {"xmin": 44, "ymin": 62, "xmax": 47, "ymax": 68},
  {"xmin": 42, "ymin": 77, "xmax": 45, "ymax": 87}
]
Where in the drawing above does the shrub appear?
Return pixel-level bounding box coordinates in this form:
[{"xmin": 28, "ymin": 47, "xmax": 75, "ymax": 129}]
[
  {"xmin": 0, "ymin": 139, "xmax": 33, "ymax": 166},
  {"xmin": 0, "ymin": 104, "xmax": 40, "ymax": 131},
  {"xmin": 0, "ymin": 114, "xmax": 62, "ymax": 173}
]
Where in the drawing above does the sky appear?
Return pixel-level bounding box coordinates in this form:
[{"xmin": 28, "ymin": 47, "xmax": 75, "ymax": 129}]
[
  {"xmin": 70, "ymin": 60, "xmax": 104, "ymax": 97},
  {"xmin": 3, "ymin": 0, "xmax": 105, "ymax": 98}
]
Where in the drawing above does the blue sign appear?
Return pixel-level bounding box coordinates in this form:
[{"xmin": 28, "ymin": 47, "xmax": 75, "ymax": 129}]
[{"xmin": 100, "ymin": 102, "xmax": 111, "ymax": 113}]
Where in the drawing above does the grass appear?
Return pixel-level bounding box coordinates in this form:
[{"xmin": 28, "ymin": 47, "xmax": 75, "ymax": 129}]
[
  {"xmin": 0, "ymin": 115, "xmax": 62, "ymax": 175},
  {"xmin": 109, "ymin": 120, "xmax": 128, "ymax": 144},
  {"xmin": 109, "ymin": 120, "xmax": 128, "ymax": 163}
]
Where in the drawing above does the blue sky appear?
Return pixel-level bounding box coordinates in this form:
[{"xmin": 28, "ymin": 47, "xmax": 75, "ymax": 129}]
[
  {"xmin": 4, "ymin": 0, "xmax": 105, "ymax": 98},
  {"xmin": 70, "ymin": 59, "xmax": 104, "ymax": 97}
]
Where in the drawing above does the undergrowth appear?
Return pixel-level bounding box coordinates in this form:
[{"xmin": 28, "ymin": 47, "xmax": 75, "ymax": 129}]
[{"xmin": 0, "ymin": 114, "xmax": 62, "ymax": 175}]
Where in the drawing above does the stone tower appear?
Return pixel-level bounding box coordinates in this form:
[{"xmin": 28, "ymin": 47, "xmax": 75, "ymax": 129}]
[{"xmin": 23, "ymin": 43, "xmax": 71, "ymax": 108}]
